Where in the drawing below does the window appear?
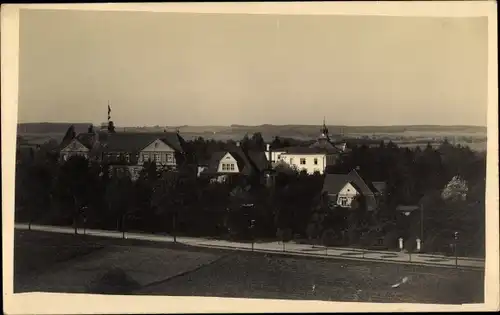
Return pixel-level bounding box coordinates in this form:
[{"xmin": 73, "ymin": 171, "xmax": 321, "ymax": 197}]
[
  {"xmin": 143, "ymin": 153, "xmax": 149, "ymax": 162},
  {"xmin": 155, "ymin": 154, "xmax": 161, "ymax": 163},
  {"xmin": 166, "ymin": 153, "xmax": 173, "ymax": 163},
  {"xmin": 222, "ymin": 164, "xmax": 227, "ymax": 171},
  {"xmin": 230, "ymin": 164, "xmax": 235, "ymax": 171},
  {"xmin": 125, "ymin": 154, "xmax": 130, "ymax": 163},
  {"xmin": 300, "ymin": 158, "xmax": 306, "ymax": 165},
  {"xmin": 314, "ymin": 158, "xmax": 318, "ymax": 165},
  {"xmin": 339, "ymin": 197, "xmax": 348, "ymax": 207}
]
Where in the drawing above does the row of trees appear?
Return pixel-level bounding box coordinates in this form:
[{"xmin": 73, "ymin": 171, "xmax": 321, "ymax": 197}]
[
  {"xmin": 311, "ymin": 140, "xmax": 486, "ymax": 256},
  {"xmin": 15, "ymin": 136, "xmax": 486, "ymax": 257}
]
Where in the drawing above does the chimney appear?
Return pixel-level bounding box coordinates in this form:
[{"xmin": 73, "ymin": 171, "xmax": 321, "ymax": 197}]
[
  {"xmin": 236, "ymin": 141, "xmax": 240, "ymax": 147},
  {"xmin": 266, "ymin": 143, "xmax": 270, "ymax": 152}
]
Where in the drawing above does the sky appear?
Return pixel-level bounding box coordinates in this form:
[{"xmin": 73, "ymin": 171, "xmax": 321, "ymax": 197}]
[{"xmin": 18, "ymin": 9, "xmax": 488, "ymax": 127}]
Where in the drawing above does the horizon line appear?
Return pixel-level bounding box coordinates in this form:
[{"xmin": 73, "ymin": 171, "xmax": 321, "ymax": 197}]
[{"xmin": 17, "ymin": 122, "xmax": 488, "ymax": 129}]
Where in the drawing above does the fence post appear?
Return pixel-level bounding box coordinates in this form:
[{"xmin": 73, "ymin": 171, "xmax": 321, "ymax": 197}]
[{"xmin": 122, "ymin": 214, "xmax": 126, "ymax": 239}]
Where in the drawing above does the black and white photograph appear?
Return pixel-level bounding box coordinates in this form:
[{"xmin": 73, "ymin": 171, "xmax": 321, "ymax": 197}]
[{"xmin": 2, "ymin": 2, "xmax": 498, "ymax": 314}]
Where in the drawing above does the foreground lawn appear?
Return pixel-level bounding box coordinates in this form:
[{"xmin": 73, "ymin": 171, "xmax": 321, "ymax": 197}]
[
  {"xmin": 14, "ymin": 230, "xmax": 222, "ymax": 294},
  {"xmin": 14, "ymin": 230, "xmax": 484, "ymax": 304},
  {"xmin": 137, "ymin": 253, "xmax": 484, "ymax": 304}
]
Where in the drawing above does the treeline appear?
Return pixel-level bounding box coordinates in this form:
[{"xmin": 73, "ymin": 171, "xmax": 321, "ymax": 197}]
[
  {"xmin": 321, "ymin": 140, "xmax": 485, "ymax": 256},
  {"xmin": 15, "ymin": 137, "xmax": 486, "ymax": 257}
]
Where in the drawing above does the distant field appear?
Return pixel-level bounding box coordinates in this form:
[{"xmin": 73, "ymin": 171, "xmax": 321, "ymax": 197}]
[
  {"xmin": 15, "ymin": 230, "xmax": 483, "ymax": 304},
  {"xmin": 16, "ymin": 123, "xmax": 487, "ymax": 152}
]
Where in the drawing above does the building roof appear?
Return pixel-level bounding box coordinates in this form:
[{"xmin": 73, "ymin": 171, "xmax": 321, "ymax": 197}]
[
  {"xmin": 246, "ymin": 150, "xmax": 269, "ymax": 172},
  {"xmin": 322, "ymin": 169, "xmax": 381, "ymax": 196},
  {"xmin": 74, "ymin": 133, "xmax": 97, "ymax": 149},
  {"xmin": 321, "ymin": 174, "xmax": 352, "ymax": 194},
  {"xmin": 100, "ymin": 132, "xmax": 185, "ymax": 153},
  {"xmin": 202, "ymin": 143, "xmax": 268, "ymax": 176},
  {"xmin": 278, "ymin": 138, "xmax": 343, "ymax": 155},
  {"xmin": 280, "ymin": 146, "xmax": 335, "ymax": 155},
  {"xmin": 372, "ymin": 181, "xmax": 387, "ymax": 194},
  {"xmin": 309, "ymin": 139, "xmax": 343, "ymax": 153}
]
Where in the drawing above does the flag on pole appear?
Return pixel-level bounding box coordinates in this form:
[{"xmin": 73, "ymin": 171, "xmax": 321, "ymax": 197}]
[{"xmin": 108, "ymin": 102, "xmax": 111, "ymax": 121}]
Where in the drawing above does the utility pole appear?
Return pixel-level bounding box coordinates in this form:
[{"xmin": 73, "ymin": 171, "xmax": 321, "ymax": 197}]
[
  {"xmin": 173, "ymin": 212, "xmax": 177, "ymax": 243},
  {"xmin": 420, "ymin": 203, "xmax": 424, "ymax": 244},
  {"xmin": 122, "ymin": 214, "xmax": 126, "ymax": 239}
]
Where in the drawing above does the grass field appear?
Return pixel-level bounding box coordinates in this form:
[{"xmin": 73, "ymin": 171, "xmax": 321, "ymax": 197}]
[
  {"xmin": 14, "ymin": 230, "xmax": 221, "ymax": 294},
  {"xmin": 14, "ymin": 230, "xmax": 483, "ymax": 304}
]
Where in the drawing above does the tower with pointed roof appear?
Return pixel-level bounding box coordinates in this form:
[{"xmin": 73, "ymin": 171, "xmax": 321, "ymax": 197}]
[{"xmin": 319, "ymin": 117, "xmax": 330, "ymax": 141}]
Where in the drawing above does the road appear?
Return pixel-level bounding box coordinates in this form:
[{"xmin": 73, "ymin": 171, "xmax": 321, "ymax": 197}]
[{"xmin": 15, "ymin": 223, "xmax": 484, "ymax": 270}]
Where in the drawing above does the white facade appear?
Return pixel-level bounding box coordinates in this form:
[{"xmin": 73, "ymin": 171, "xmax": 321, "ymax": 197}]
[
  {"xmin": 265, "ymin": 150, "xmax": 287, "ymax": 164},
  {"xmin": 266, "ymin": 149, "xmax": 336, "ymax": 174},
  {"xmin": 60, "ymin": 139, "xmax": 90, "ymax": 161},
  {"xmin": 336, "ymin": 182, "xmax": 360, "ymax": 207},
  {"xmin": 217, "ymin": 152, "xmax": 240, "ymax": 173},
  {"xmin": 279, "ymin": 153, "xmax": 328, "ymax": 174},
  {"xmin": 138, "ymin": 139, "xmax": 177, "ymax": 166}
]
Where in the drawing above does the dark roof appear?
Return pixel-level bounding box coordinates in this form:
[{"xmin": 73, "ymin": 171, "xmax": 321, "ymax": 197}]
[
  {"xmin": 202, "ymin": 144, "xmax": 268, "ymax": 176},
  {"xmin": 280, "ymin": 139, "xmax": 343, "ymax": 155},
  {"xmin": 246, "ymin": 150, "xmax": 269, "ymax": 172},
  {"xmin": 100, "ymin": 132, "xmax": 185, "ymax": 153},
  {"xmin": 204, "ymin": 151, "xmax": 232, "ymax": 174},
  {"xmin": 372, "ymin": 181, "xmax": 387, "ymax": 194},
  {"xmin": 281, "ymin": 146, "xmax": 333, "ymax": 154},
  {"xmin": 322, "ymin": 169, "xmax": 379, "ymax": 196},
  {"xmin": 321, "ymin": 174, "xmax": 351, "ymax": 194},
  {"xmin": 75, "ymin": 133, "xmax": 97, "ymax": 149},
  {"xmin": 309, "ymin": 139, "xmax": 343, "ymax": 153}
]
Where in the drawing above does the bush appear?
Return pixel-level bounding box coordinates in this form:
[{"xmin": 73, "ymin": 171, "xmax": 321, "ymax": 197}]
[
  {"xmin": 276, "ymin": 228, "xmax": 293, "ymax": 242},
  {"xmin": 404, "ymin": 235, "xmax": 418, "ymax": 252},
  {"xmin": 321, "ymin": 229, "xmax": 337, "ymax": 246},
  {"xmin": 383, "ymin": 229, "xmax": 401, "ymax": 249},
  {"xmin": 306, "ymin": 223, "xmax": 320, "ymax": 240}
]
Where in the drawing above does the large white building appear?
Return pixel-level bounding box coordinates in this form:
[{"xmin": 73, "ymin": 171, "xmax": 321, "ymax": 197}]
[{"xmin": 265, "ymin": 122, "xmax": 347, "ymax": 175}]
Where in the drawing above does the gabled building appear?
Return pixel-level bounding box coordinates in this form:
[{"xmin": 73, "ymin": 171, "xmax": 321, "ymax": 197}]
[
  {"xmin": 59, "ymin": 126, "xmax": 187, "ymax": 180},
  {"xmin": 201, "ymin": 142, "xmax": 269, "ymax": 183},
  {"xmin": 97, "ymin": 131, "xmax": 187, "ymax": 179},
  {"xmin": 321, "ymin": 169, "xmax": 386, "ymax": 212},
  {"xmin": 59, "ymin": 131, "xmax": 99, "ymax": 162},
  {"xmin": 265, "ymin": 120, "xmax": 348, "ymax": 174}
]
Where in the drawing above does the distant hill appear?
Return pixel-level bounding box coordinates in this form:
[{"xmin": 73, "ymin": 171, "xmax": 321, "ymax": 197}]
[
  {"xmin": 16, "ymin": 122, "xmax": 487, "ymax": 151},
  {"xmin": 18, "ymin": 122, "xmax": 486, "ymax": 133},
  {"xmin": 18, "ymin": 122, "xmax": 92, "ymax": 134}
]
